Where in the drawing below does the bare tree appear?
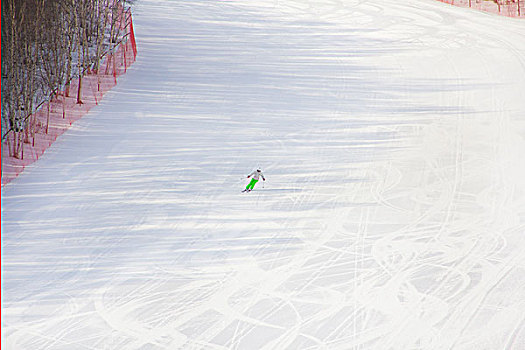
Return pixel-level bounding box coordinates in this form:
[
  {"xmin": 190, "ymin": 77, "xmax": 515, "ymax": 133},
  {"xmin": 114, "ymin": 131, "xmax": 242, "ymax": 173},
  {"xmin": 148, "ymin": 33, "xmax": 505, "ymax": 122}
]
[
  {"xmin": 94, "ymin": 0, "xmax": 111, "ymax": 90},
  {"xmin": 21, "ymin": 0, "xmax": 45, "ymax": 149},
  {"xmin": 2, "ymin": 0, "xmax": 134, "ymax": 162},
  {"xmin": 75, "ymin": 0, "xmax": 101, "ymax": 104},
  {"xmin": 40, "ymin": 0, "xmax": 69, "ymax": 133},
  {"xmin": 1, "ymin": 0, "xmax": 43, "ymax": 158},
  {"xmin": 61, "ymin": 0, "xmax": 77, "ymax": 98},
  {"xmin": 1, "ymin": 0, "xmax": 20, "ymax": 150}
]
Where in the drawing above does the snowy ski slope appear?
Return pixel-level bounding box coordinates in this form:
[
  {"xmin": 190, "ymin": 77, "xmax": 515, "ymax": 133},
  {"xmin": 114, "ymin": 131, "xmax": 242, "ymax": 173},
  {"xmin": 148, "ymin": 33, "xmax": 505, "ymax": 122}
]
[{"xmin": 3, "ymin": 0, "xmax": 525, "ymax": 349}]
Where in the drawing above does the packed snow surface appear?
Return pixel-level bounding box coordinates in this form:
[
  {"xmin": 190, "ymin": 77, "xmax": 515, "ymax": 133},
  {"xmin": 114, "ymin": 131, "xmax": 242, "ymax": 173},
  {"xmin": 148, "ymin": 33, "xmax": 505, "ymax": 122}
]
[{"xmin": 3, "ymin": 0, "xmax": 525, "ymax": 349}]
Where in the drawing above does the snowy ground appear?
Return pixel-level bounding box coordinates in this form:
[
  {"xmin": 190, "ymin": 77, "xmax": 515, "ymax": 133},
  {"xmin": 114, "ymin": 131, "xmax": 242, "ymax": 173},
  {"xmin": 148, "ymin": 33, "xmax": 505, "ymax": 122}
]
[{"xmin": 3, "ymin": 0, "xmax": 525, "ymax": 349}]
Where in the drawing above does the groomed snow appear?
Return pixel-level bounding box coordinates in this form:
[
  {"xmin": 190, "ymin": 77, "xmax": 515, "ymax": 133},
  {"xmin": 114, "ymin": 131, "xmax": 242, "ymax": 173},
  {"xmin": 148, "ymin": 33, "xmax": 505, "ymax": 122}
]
[{"xmin": 2, "ymin": 0, "xmax": 525, "ymax": 349}]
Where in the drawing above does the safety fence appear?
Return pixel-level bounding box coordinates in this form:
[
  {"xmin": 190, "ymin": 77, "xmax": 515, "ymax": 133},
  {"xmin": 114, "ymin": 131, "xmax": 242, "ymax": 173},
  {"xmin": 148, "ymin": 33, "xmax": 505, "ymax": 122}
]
[
  {"xmin": 436, "ymin": 0, "xmax": 524, "ymax": 17},
  {"xmin": 1, "ymin": 8, "xmax": 137, "ymax": 186}
]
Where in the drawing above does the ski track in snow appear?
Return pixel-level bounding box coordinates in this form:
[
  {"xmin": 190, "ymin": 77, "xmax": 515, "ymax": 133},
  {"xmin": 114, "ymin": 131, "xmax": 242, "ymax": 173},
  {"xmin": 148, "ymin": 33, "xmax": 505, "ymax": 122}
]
[{"xmin": 2, "ymin": 0, "xmax": 525, "ymax": 349}]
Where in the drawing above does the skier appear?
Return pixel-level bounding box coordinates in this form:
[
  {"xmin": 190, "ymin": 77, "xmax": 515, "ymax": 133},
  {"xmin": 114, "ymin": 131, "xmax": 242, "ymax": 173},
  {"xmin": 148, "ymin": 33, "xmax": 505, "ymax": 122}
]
[{"xmin": 243, "ymin": 169, "xmax": 265, "ymax": 192}]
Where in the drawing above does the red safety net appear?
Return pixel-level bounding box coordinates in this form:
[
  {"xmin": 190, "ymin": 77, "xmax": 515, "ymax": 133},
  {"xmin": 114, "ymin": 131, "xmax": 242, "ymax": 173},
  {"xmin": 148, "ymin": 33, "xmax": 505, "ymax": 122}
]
[
  {"xmin": 1, "ymin": 8, "xmax": 138, "ymax": 186},
  {"xmin": 436, "ymin": 0, "xmax": 524, "ymax": 18}
]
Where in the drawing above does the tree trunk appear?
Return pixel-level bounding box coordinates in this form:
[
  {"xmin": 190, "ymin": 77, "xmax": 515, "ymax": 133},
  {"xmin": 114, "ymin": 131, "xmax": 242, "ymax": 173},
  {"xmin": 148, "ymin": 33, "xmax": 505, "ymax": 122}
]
[
  {"xmin": 65, "ymin": 51, "xmax": 73, "ymax": 97},
  {"xmin": 77, "ymin": 74, "xmax": 84, "ymax": 104},
  {"xmin": 76, "ymin": 5, "xmax": 84, "ymax": 104},
  {"xmin": 63, "ymin": 93, "xmax": 66, "ymax": 119},
  {"xmin": 46, "ymin": 102, "xmax": 51, "ymax": 134}
]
